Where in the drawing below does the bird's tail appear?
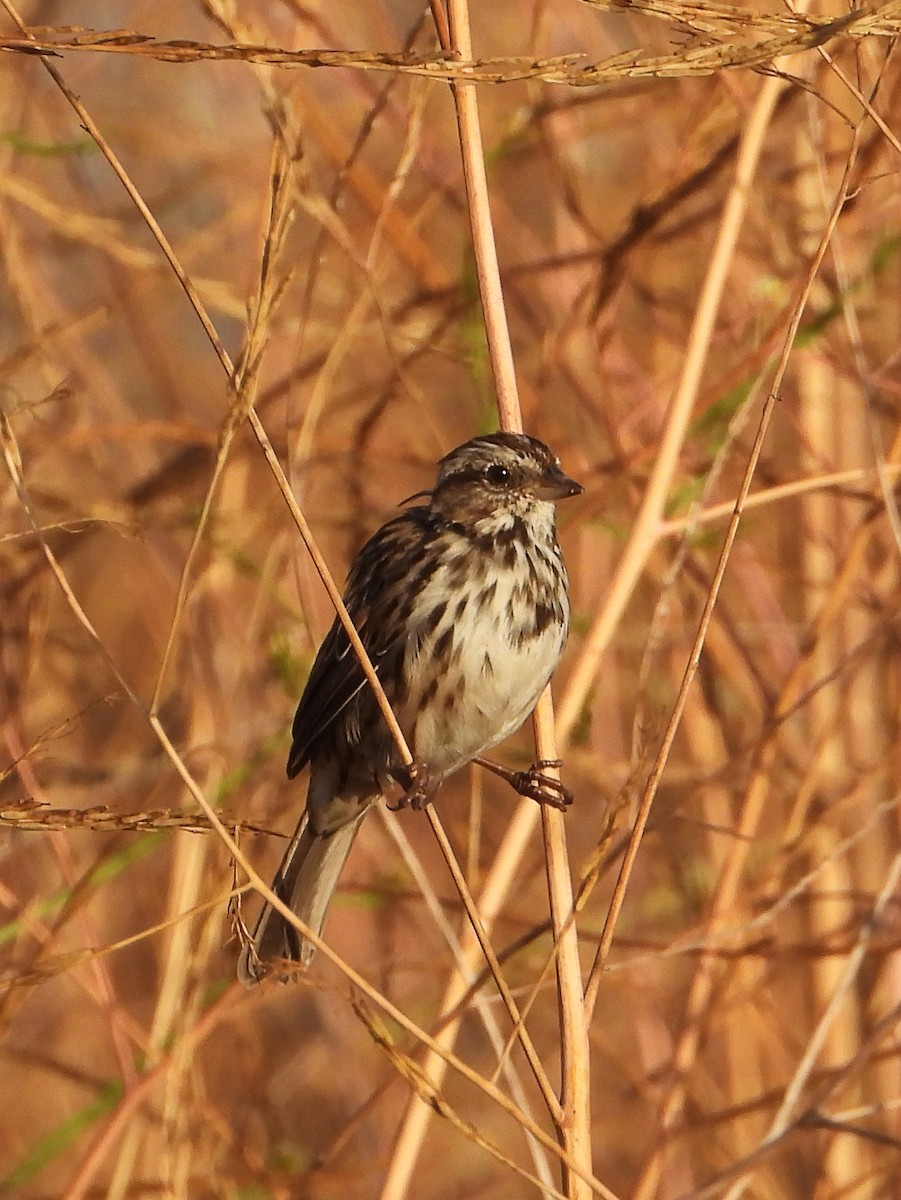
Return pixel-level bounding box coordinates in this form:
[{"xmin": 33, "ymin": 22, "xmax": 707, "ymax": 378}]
[{"xmin": 238, "ymin": 813, "xmax": 364, "ymax": 986}]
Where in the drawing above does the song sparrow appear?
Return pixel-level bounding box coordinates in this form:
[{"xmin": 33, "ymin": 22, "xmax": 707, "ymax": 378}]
[{"xmin": 238, "ymin": 432, "xmax": 582, "ymax": 984}]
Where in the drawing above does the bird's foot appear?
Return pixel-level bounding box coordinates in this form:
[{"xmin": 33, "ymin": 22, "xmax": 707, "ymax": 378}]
[
  {"xmin": 388, "ymin": 758, "xmax": 434, "ymax": 811},
  {"xmin": 475, "ymin": 757, "xmax": 574, "ymax": 811}
]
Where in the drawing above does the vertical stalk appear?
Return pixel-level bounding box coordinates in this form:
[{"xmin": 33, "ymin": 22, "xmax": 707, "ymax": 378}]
[{"xmin": 443, "ymin": 2, "xmax": 592, "ymax": 1195}]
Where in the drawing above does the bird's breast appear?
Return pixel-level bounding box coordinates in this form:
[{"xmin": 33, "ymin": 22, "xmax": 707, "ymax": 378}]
[{"xmin": 399, "ymin": 538, "xmax": 569, "ymax": 779}]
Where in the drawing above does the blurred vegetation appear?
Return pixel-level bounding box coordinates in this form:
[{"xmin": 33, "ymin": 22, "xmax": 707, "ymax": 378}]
[{"xmin": 2, "ymin": 2, "xmax": 901, "ymax": 1198}]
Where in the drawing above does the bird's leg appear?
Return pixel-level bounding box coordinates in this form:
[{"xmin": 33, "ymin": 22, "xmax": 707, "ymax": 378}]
[
  {"xmin": 475, "ymin": 757, "xmax": 574, "ymax": 810},
  {"xmin": 388, "ymin": 758, "xmax": 434, "ymax": 812}
]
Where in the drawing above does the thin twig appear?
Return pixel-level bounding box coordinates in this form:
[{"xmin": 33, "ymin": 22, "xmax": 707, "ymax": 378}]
[
  {"xmin": 0, "ymin": 0, "xmax": 413, "ymax": 779},
  {"xmin": 582, "ymin": 69, "xmax": 787, "ymax": 1019},
  {"xmin": 383, "ymin": 5, "xmax": 592, "ymax": 1198},
  {"xmin": 629, "ymin": 72, "xmax": 871, "ymax": 1200},
  {"xmin": 378, "ymin": 809, "xmax": 557, "ymax": 1192},
  {"xmin": 426, "ymin": 807, "xmax": 564, "ymax": 1125}
]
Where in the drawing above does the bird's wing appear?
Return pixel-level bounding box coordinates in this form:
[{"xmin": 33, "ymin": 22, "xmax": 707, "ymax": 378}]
[{"xmin": 286, "ymin": 509, "xmax": 430, "ymax": 777}]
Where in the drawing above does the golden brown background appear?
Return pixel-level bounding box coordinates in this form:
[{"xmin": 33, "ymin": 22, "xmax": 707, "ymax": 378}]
[{"xmin": 2, "ymin": 2, "xmax": 901, "ymax": 1197}]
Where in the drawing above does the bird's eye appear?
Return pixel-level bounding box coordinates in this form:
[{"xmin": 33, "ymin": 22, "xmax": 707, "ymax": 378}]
[{"xmin": 485, "ymin": 464, "xmax": 510, "ymax": 486}]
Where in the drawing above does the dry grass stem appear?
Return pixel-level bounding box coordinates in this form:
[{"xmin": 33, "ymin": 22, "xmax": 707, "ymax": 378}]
[{"xmin": 4, "ymin": 4, "xmax": 901, "ymax": 81}]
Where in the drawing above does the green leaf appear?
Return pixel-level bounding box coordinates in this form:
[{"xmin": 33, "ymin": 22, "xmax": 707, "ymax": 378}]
[
  {"xmin": 2, "ymin": 1080, "xmax": 123, "ymax": 1190},
  {"xmin": 1, "ymin": 132, "xmax": 96, "ymax": 157},
  {"xmin": 0, "ymin": 836, "xmax": 162, "ymax": 947}
]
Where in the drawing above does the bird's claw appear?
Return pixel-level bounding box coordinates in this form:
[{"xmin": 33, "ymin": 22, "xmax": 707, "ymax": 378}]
[
  {"xmin": 511, "ymin": 759, "xmax": 574, "ymax": 810},
  {"xmin": 475, "ymin": 757, "xmax": 574, "ymax": 810},
  {"xmin": 388, "ymin": 758, "xmax": 433, "ymax": 811}
]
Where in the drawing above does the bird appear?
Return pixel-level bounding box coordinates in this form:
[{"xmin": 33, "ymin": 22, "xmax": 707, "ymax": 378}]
[{"xmin": 238, "ymin": 431, "xmax": 582, "ymax": 984}]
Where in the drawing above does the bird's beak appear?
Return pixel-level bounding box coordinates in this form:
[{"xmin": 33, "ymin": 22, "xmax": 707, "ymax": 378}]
[{"xmin": 533, "ymin": 466, "xmax": 583, "ymax": 501}]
